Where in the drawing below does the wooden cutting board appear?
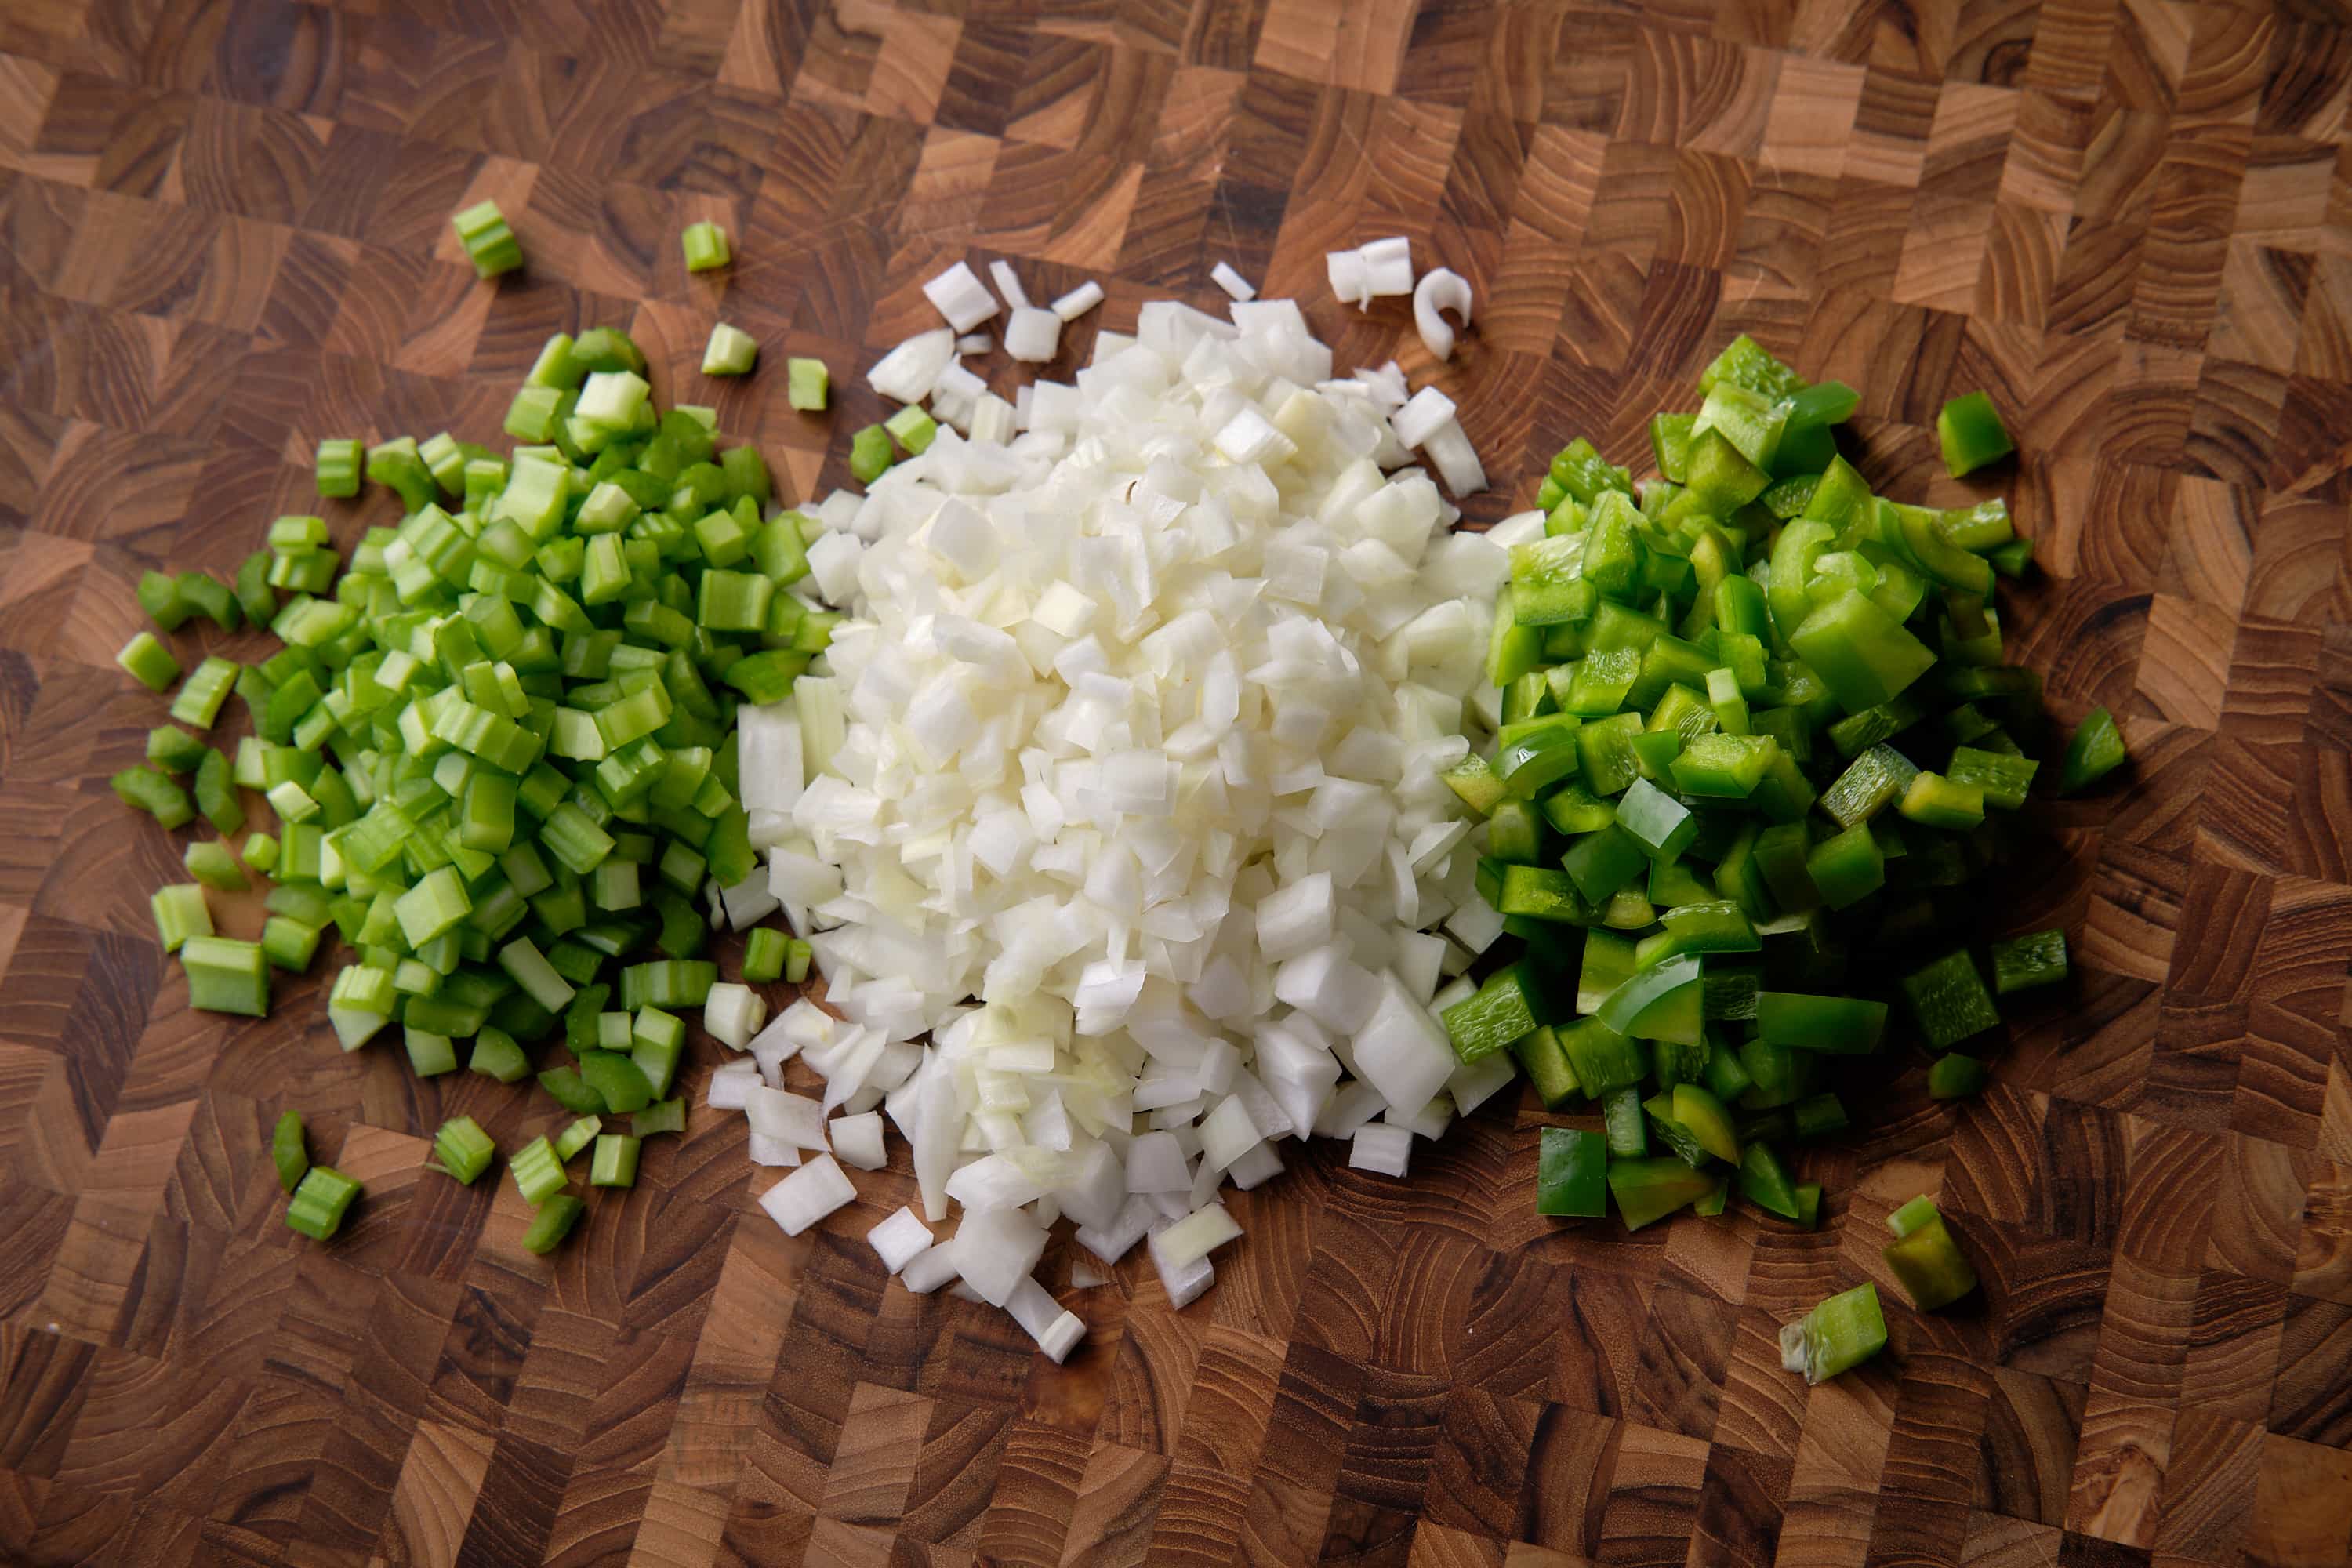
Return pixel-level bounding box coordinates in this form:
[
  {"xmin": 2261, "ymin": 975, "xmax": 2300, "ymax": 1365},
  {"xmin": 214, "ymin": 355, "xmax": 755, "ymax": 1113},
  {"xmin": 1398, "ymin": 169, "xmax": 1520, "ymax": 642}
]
[{"xmin": 2, "ymin": 0, "xmax": 2350, "ymax": 1564}]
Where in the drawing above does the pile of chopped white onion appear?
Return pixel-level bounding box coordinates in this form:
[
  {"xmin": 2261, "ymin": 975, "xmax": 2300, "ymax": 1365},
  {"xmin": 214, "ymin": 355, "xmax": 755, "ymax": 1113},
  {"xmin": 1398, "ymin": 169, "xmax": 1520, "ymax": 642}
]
[{"xmin": 712, "ymin": 277, "xmax": 1520, "ymax": 1359}]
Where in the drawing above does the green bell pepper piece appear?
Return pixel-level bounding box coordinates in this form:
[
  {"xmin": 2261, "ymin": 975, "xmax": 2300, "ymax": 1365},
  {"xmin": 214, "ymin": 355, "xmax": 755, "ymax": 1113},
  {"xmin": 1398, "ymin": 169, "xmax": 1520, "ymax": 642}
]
[
  {"xmin": 1497, "ymin": 717, "xmax": 1585, "ymax": 799},
  {"xmin": 1671, "ymin": 1082, "xmax": 1740, "ymax": 1162},
  {"xmin": 1443, "ymin": 967, "xmax": 1539, "ymax": 1063},
  {"xmin": 1497, "ymin": 864, "xmax": 1599, "ymax": 924},
  {"xmin": 1936, "ymin": 390, "xmax": 2013, "ymax": 477},
  {"xmin": 1511, "ymin": 1025, "xmax": 1582, "ymax": 1108},
  {"xmin": 1650, "ymin": 413, "xmax": 1695, "ymax": 483},
  {"xmin": 1901, "ymin": 949, "xmax": 2000, "ymax": 1049},
  {"xmin": 1881, "ymin": 1198, "xmax": 1977, "ymax": 1309},
  {"xmin": 1442, "ymin": 753, "xmax": 1508, "ymax": 817},
  {"xmin": 1633, "ymin": 901, "xmax": 1759, "ymax": 968},
  {"xmin": 1699, "ymin": 335, "xmax": 1806, "ymax": 401},
  {"xmin": 1562, "ymin": 823, "xmax": 1649, "ymax": 904},
  {"xmin": 1788, "ymin": 591, "xmax": 1936, "ymax": 714},
  {"xmin": 1737, "ymin": 1141, "xmax": 1801, "ymax": 1219},
  {"xmin": 1928, "ymin": 1052, "xmax": 1988, "ymax": 1098},
  {"xmin": 1668, "ymin": 731, "xmax": 1776, "ymax": 798},
  {"xmin": 1577, "ymin": 929, "xmax": 1638, "ymax": 1014},
  {"xmin": 1755, "ymin": 992, "xmax": 1887, "ymax": 1054},
  {"xmin": 1561, "ymin": 1016, "xmax": 1648, "ymax": 1095},
  {"xmin": 1602, "ymin": 1086, "xmax": 1650, "ymax": 1157},
  {"xmin": 2058, "ymin": 706, "xmax": 2126, "ymax": 794},
  {"xmin": 1537, "ymin": 1127, "xmax": 1609, "ymax": 1217},
  {"xmin": 1613, "ymin": 777, "xmax": 1695, "ymax": 858},
  {"xmin": 1897, "ymin": 771, "xmax": 1985, "ymax": 831},
  {"xmin": 1990, "ymin": 929, "xmax": 2067, "ymax": 995},
  {"xmin": 1804, "ymin": 821, "xmax": 1884, "ymax": 909},
  {"xmin": 1780, "ymin": 1283, "xmax": 1886, "ymax": 1383},
  {"xmin": 1595, "ymin": 952, "xmax": 1702, "ymax": 1044},
  {"xmin": 1947, "ymin": 746, "xmax": 2038, "ymax": 811},
  {"xmin": 1541, "ymin": 782, "xmax": 1617, "ymax": 835},
  {"xmin": 1608, "ymin": 1156, "xmax": 1719, "ymax": 1230},
  {"xmin": 1550, "ymin": 438, "xmax": 1633, "ymax": 504}
]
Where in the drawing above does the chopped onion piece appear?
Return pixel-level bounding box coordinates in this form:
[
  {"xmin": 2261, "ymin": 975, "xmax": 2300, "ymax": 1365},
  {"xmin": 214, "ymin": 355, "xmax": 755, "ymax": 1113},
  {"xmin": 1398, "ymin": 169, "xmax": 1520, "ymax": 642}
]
[
  {"xmin": 1149, "ymin": 1229, "xmax": 1214, "ymax": 1308},
  {"xmin": 1212, "ymin": 262, "xmax": 1257, "ymax": 302},
  {"xmin": 1152, "ymin": 1202, "xmax": 1243, "ymax": 1269},
  {"xmin": 923, "ymin": 260, "xmax": 1000, "ymax": 332},
  {"xmin": 868, "ymin": 329, "xmax": 957, "ymax": 403},
  {"xmin": 899, "ymin": 1242, "xmax": 960, "ymax": 1293},
  {"xmin": 831, "ymin": 1111, "xmax": 887, "ymax": 1170},
  {"xmin": 1327, "ymin": 249, "xmax": 1369, "ymax": 307},
  {"xmin": 987, "ymin": 260, "xmax": 1029, "ymax": 310},
  {"xmin": 1004, "ymin": 306, "xmax": 1062, "ymax": 363},
  {"xmin": 1422, "ymin": 417, "xmax": 1488, "ymax": 495},
  {"xmin": 1359, "ymin": 236, "xmax": 1414, "ymax": 297},
  {"xmin": 760, "ymin": 1154, "xmax": 856, "ymax": 1236},
  {"xmin": 1349, "ymin": 1124, "xmax": 1414, "ymax": 1178},
  {"xmin": 706, "ymin": 1058, "xmax": 760, "ymax": 1110},
  {"xmin": 702, "ymin": 982, "xmax": 766, "ymax": 1051},
  {"xmin": 1413, "ymin": 267, "xmax": 1472, "ymax": 361},
  {"xmin": 1050, "ymin": 280, "xmax": 1103, "ymax": 321},
  {"xmin": 1392, "ymin": 386, "xmax": 1457, "ymax": 450},
  {"xmin": 956, "ymin": 333, "xmax": 992, "ymax": 354},
  {"xmin": 868, "ymin": 1205, "xmax": 933, "ymax": 1272}
]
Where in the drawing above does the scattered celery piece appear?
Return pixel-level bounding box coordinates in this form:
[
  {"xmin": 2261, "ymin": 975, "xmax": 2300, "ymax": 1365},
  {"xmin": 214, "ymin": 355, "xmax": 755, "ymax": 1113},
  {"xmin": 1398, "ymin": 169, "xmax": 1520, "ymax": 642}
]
[
  {"xmin": 786, "ymin": 357, "xmax": 828, "ymax": 410},
  {"xmin": 554, "ymin": 1115, "xmax": 603, "ymax": 1162},
  {"xmin": 681, "ymin": 221, "xmax": 731, "ymax": 272},
  {"xmin": 272, "ymin": 1110, "xmax": 308, "ymax": 1193},
  {"xmin": 285, "ymin": 1165, "xmax": 360, "ymax": 1240},
  {"xmin": 151, "ymin": 884, "xmax": 212, "ymax": 953},
  {"xmin": 118, "ymin": 632, "xmax": 181, "ymax": 693},
  {"xmin": 184, "ymin": 840, "xmax": 249, "ymax": 891},
  {"xmin": 849, "ymin": 424, "xmax": 893, "ymax": 483},
  {"xmin": 523, "ymin": 1194, "xmax": 586, "ymax": 1254},
  {"xmin": 316, "ymin": 437, "xmax": 364, "ymax": 497},
  {"xmin": 590, "ymin": 1134, "xmax": 640, "ymax": 1188},
  {"xmin": 702, "ymin": 323, "xmax": 758, "ymax": 376},
  {"xmin": 452, "ymin": 198, "xmax": 524, "ymax": 278},
  {"xmin": 430, "ymin": 1116, "xmax": 498, "ymax": 1185}
]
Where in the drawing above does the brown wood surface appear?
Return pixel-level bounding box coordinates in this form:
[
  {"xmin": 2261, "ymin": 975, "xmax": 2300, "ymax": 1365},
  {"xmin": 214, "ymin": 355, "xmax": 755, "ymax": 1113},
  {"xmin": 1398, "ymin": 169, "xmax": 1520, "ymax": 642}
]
[{"xmin": 2, "ymin": 0, "xmax": 2350, "ymax": 1564}]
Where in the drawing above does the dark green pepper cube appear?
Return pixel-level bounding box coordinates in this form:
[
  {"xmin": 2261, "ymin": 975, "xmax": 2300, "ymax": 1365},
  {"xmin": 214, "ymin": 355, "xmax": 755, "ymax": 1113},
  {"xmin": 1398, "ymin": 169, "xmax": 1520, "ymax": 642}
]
[
  {"xmin": 1498, "ymin": 717, "xmax": 1585, "ymax": 799},
  {"xmin": 1442, "ymin": 967, "xmax": 1539, "ymax": 1063},
  {"xmin": 1511, "ymin": 1025, "xmax": 1582, "ymax": 1108},
  {"xmin": 1737, "ymin": 1141, "xmax": 1801, "ymax": 1218},
  {"xmin": 1613, "ymin": 777, "xmax": 1695, "ymax": 858},
  {"xmin": 1928, "ymin": 1051, "xmax": 1988, "ymax": 1098},
  {"xmin": 1608, "ymin": 1156, "xmax": 1719, "ymax": 1230},
  {"xmin": 1936, "ymin": 390, "xmax": 2013, "ymax": 477},
  {"xmin": 1804, "ymin": 822, "xmax": 1884, "ymax": 909},
  {"xmin": 1901, "ymin": 949, "xmax": 2001, "ymax": 1049},
  {"xmin": 1881, "ymin": 1200, "xmax": 1978, "ymax": 1309},
  {"xmin": 1668, "ymin": 732, "xmax": 1777, "ymax": 798},
  {"xmin": 1509, "ymin": 534, "xmax": 1590, "ymax": 626},
  {"xmin": 1537, "ymin": 1127, "xmax": 1608, "ymax": 1217},
  {"xmin": 1820, "ymin": 743, "xmax": 1921, "ymax": 830},
  {"xmin": 1576, "ymin": 712, "xmax": 1645, "ymax": 797},
  {"xmin": 1756, "ymin": 992, "xmax": 1887, "ymax": 1054},
  {"xmin": 1562, "ymin": 823, "xmax": 1649, "ymax": 905},
  {"xmin": 1788, "ymin": 590, "xmax": 1937, "ymax": 714},
  {"xmin": 1497, "ymin": 864, "xmax": 1599, "ymax": 924},
  {"xmin": 1989, "ymin": 929, "xmax": 2067, "ymax": 995},
  {"xmin": 1947, "ymin": 746, "xmax": 2038, "ymax": 811},
  {"xmin": 1562, "ymin": 1016, "xmax": 1649, "ymax": 1096},
  {"xmin": 2058, "ymin": 706, "xmax": 2126, "ymax": 795}
]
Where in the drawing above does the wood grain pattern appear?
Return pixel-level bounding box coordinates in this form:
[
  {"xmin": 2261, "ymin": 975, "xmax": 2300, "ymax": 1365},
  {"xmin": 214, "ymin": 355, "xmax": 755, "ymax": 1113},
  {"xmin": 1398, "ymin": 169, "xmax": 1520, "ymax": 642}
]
[{"xmin": 0, "ymin": 1, "xmax": 2348, "ymax": 1565}]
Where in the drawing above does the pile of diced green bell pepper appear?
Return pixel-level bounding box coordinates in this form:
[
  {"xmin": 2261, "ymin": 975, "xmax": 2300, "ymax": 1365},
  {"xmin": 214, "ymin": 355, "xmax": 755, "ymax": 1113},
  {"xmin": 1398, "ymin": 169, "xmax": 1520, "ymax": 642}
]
[{"xmin": 1440, "ymin": 337, "xmax": 2100, "ymax": 1266}]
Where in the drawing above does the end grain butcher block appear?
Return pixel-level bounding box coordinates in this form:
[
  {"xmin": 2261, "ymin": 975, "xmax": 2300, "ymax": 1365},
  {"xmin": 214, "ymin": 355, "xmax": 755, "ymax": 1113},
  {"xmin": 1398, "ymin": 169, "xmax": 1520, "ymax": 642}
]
[{"xmin": 2, "ymin": 0, "xmax": 2352, "ymax": 1564}]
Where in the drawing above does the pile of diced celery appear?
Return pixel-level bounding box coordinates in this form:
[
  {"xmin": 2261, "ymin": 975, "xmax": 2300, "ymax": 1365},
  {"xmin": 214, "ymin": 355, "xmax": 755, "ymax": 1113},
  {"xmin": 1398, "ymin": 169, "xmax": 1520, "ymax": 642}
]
[{"xmin": 114, "ymin": 313, "xmax": 822, "ymax": 1245}]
